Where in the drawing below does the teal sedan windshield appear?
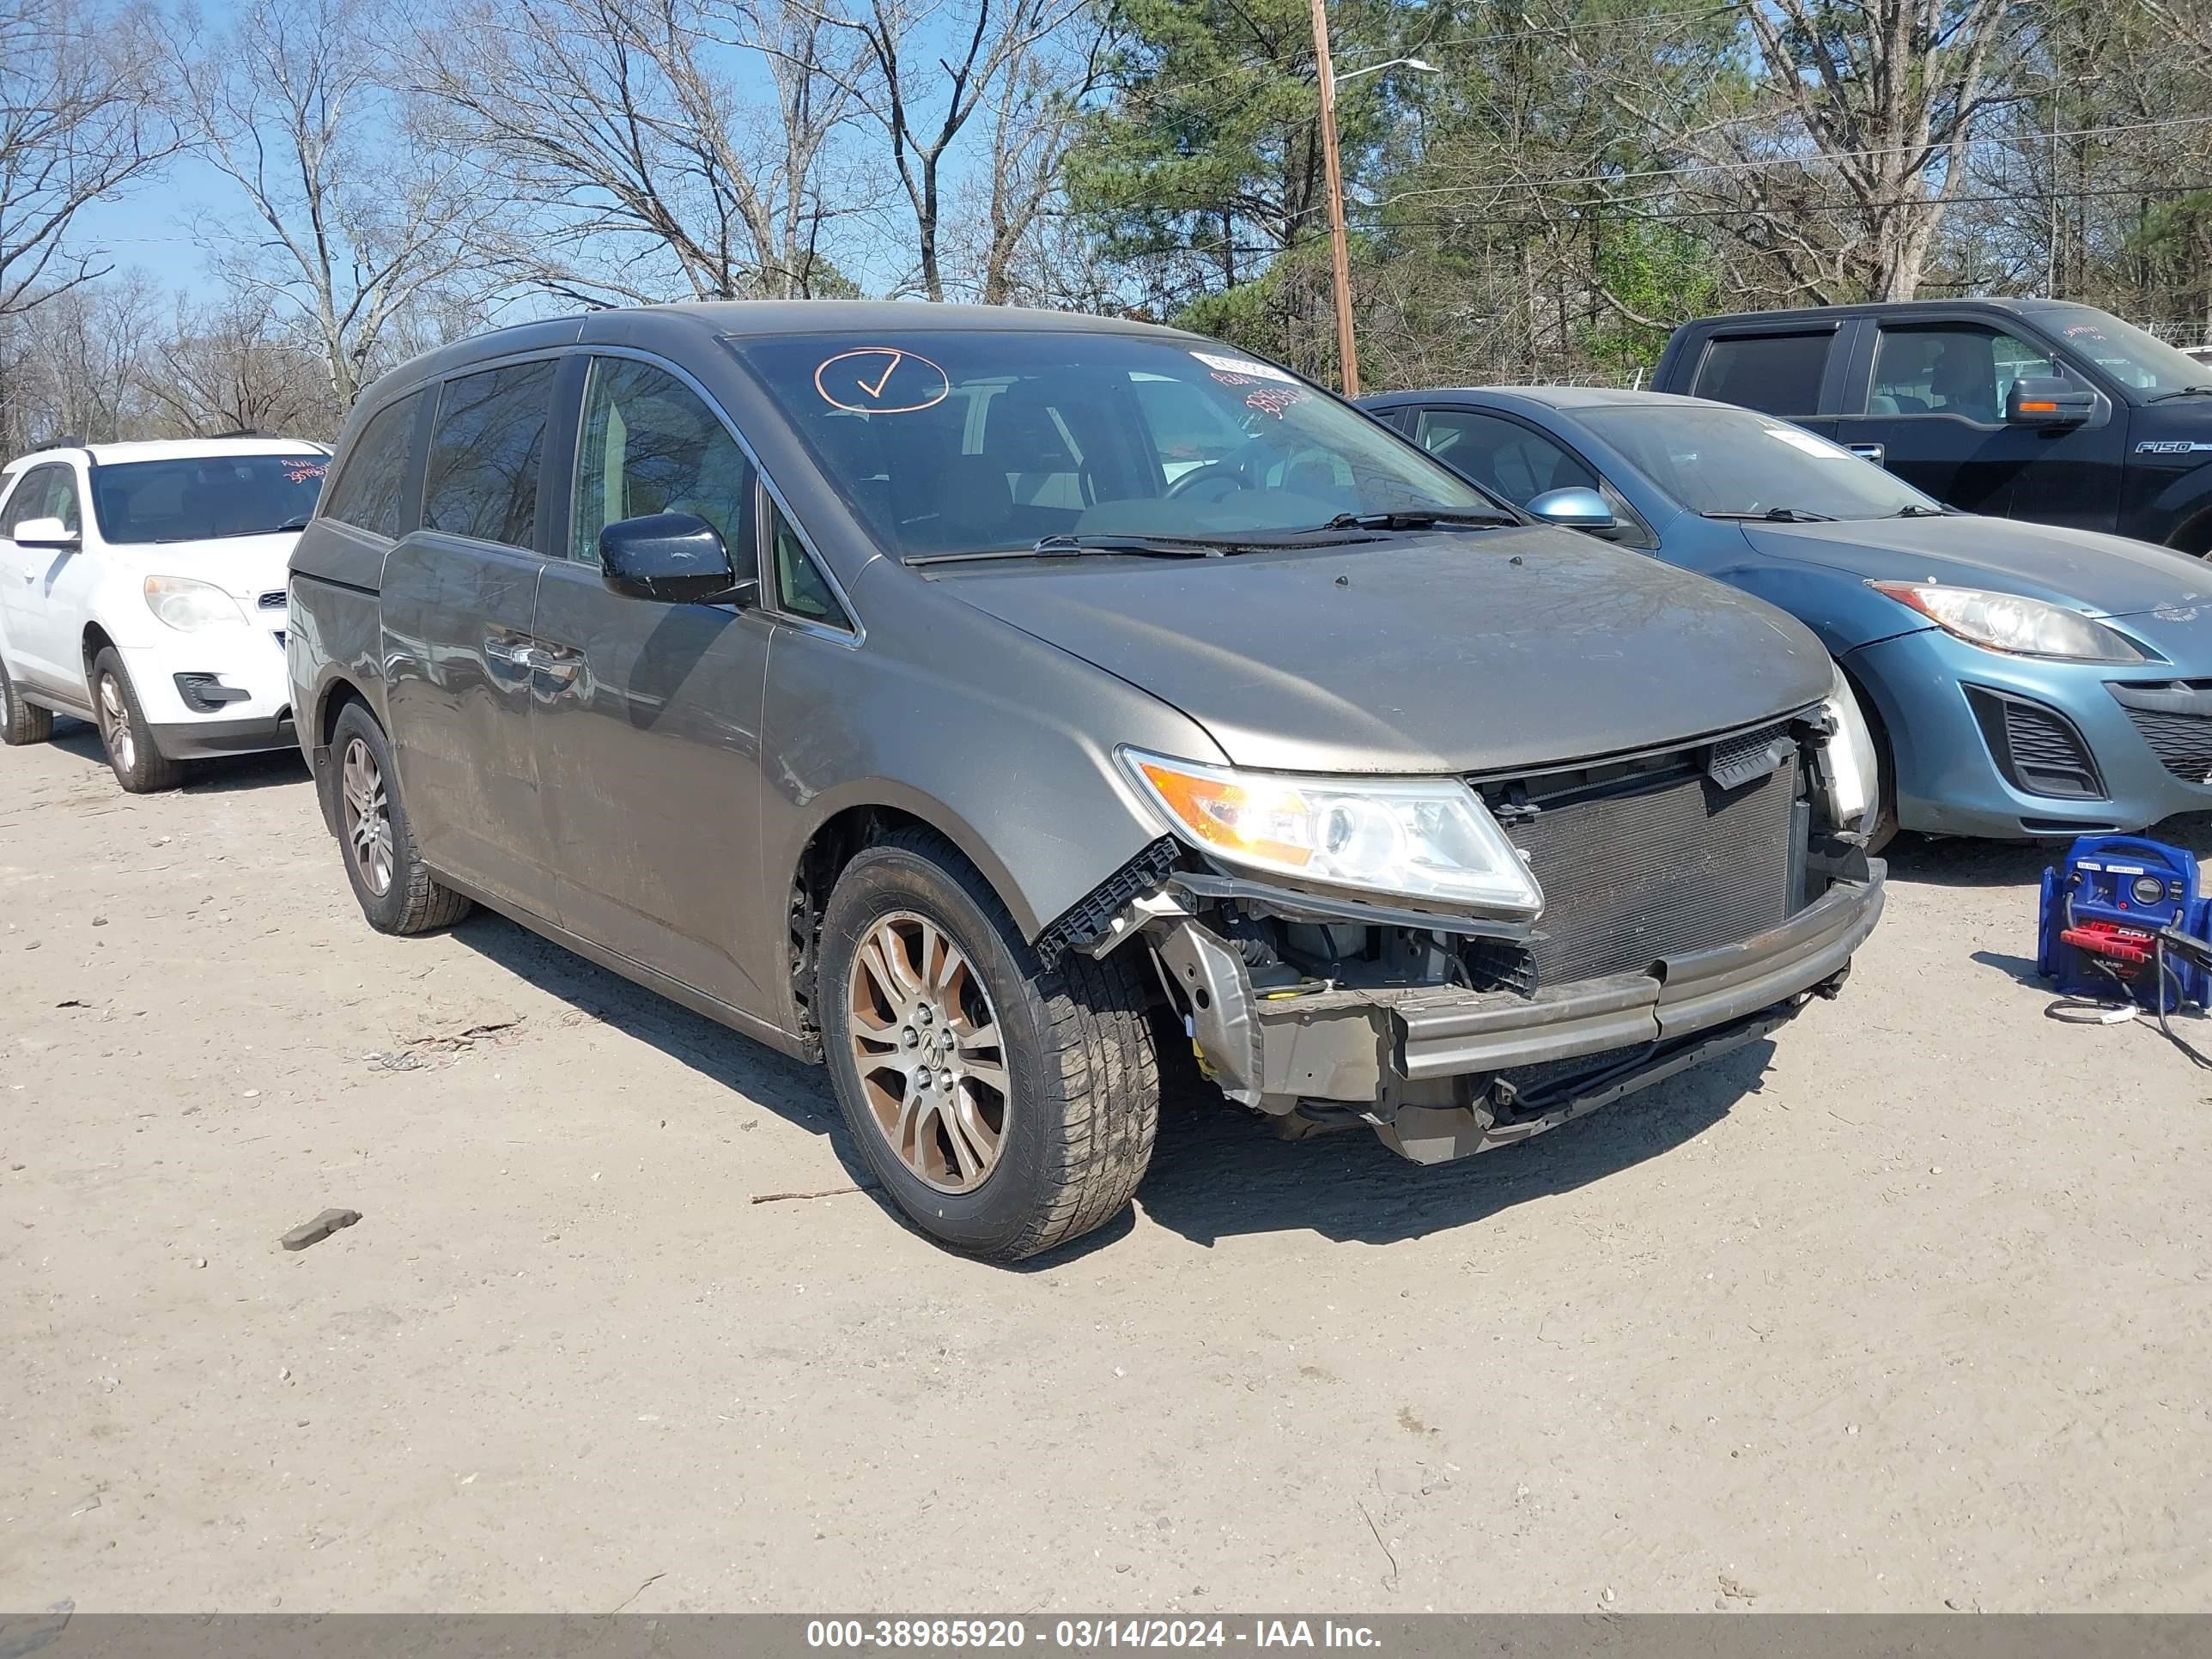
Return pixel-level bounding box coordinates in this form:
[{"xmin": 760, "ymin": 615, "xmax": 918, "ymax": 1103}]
[
  {"xmin": 731, "ymin": 331, "xmax": 1504, "ymax": 558},
  {"xmin": 1578, "ymin": 404, "xmax": 1942, "ymax": 521}
]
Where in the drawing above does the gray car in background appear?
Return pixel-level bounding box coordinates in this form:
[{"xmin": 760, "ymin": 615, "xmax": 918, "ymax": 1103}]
[{"xmin": 286, "ymin": 302, "xmax": 1886, "ymax": 1261}]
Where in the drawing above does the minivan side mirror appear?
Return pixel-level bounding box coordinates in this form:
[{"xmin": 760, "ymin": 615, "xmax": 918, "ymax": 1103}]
[
  {"xmin": 11, "ymin": 515, "xmax": 78, "ymax": 550},
  {"xmin": 599, "ymin": 511, "xmax": 757, "ymax": 606},
  {"xmin": 2006, "ymin": 376, "xmax": 2094, "ymax": 428},
  {"xmin": 1526, "ymin": 488, "xmax": 1617, "ymax": 532}
]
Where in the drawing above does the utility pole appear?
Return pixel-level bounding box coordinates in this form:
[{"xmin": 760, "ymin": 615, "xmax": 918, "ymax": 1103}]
[{"xmin": 1309, "ymin": 0, "xmax": 1359, "ymax": 397}]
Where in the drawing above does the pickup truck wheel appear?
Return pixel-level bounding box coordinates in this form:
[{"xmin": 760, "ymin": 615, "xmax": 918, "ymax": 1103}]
[
  {"xmin": 328, "ymin": 702, "xmax": 472, "ymax": 935},
  {"xmin": 0, "ymin": 656, "xmax": 52, "ymax": 745},
  {"xmin": 819, "ymin": 828, "xmax": 1159, "ymax": 1262},
  {"xmin": 90, "ymin": 649, "xmax": 184, "ymax": 792}
]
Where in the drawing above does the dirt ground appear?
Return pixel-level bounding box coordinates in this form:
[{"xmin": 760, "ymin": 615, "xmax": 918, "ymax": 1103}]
[{"xmin": 4, "ymin": 722, "xmax": 2212, "ymax": 1615}]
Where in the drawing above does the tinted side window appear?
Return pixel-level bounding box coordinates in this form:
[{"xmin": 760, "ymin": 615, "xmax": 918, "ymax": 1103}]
[
  {"xmin": 424, "ymin": 362, "xmax": 555, "ymax": 548},
  {"xmin": 768, "ymin": 499, "xmax": 852, "ymax": 629},
  {"xmin": 571, "ymin": 357, "xmax": 754, "ymax": 566},
  {"xmin": 1868, "ymin": 325, "xmax": 2075, "ymax": 422},
  {"xmin": 1692, "ymin": 333, "xmax": 1832, "ymax": 416},
  {"xmin": 323, "ymin": 392, "xmax": 423, "ymax": 538},
  {"xmin": 1412, "ymin": 408, "xmax": 1596, "ymax": 507}
]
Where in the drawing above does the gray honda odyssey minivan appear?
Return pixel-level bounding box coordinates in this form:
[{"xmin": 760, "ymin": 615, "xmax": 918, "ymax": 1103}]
[{"xmin": 289, "ymin": 301, "xmax": 1885, "ymax": 1261}]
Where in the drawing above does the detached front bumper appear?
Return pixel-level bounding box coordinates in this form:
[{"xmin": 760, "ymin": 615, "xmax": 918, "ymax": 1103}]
[{"xmin": 1217, "ymin": 866, "xmax": 1885, "ymax": 1164}]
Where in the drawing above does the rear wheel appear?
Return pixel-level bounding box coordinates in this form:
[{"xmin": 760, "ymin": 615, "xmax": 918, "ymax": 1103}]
[
  {"xmin": 818, "ymin": 828, "xmax": 1159, "ymax": 1261},
  {"xmin": 90, "ymin": 648, "xmax": 184, "ymax": 793},
  {"xmin": 328, "ymin": 701, "xmax": 471, "ymax": 935},
  {"xmin": 0, "ymin": 655, "xmax": 52, "ymax": 746}
]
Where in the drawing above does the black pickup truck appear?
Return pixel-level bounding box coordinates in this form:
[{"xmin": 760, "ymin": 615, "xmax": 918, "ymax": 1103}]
[{"xmin": 1650, "ymin": 299, "xmax": 2212, "ymax": 554}]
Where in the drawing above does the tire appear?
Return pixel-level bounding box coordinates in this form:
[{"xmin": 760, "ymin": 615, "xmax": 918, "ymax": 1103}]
[
  {"xmin": 0, "ymin": 654, "xmax": 52, "ymax": 746},
  {"xmin": 327, "ymin": 701, "xmax": 472, "ymax": 935},
  {"xmin": 818, "ymin": 827, "xmax": 1159, "ymax": 1262},
  {"xmin": 89, "ymin": 647, "xmax": 185, "ymax": 793}
]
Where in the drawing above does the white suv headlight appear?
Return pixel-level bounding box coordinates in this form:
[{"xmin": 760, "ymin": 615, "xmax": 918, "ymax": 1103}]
[
  {"xmin": 1817, "ymin": 665, "xmax": 1878, "ymax": 831},
  {"xmin": 1122, "ymin": 749, "xmax": 1544, "ymax": 917},
  {"xmin": 1869, "ymin": 580, "xmax": 2144, "ymax": 662},
  {"xmin": 144, "ymin": 575, "xmax": 246, "ymax": 632}
]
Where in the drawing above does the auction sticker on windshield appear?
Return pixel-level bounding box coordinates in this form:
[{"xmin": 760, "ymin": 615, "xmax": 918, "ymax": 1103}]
[{"xmin": 1190, "ymin": 349, "xmax": 1297, "ymax": 384}]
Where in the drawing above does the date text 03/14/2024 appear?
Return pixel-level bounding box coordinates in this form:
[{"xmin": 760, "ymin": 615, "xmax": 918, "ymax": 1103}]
[{"xmin": 805, "ymin": 1621, "xmax": 1383, "ymax": 1650}]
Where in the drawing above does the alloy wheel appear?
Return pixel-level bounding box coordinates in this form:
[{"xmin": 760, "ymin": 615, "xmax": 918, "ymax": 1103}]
[
  {"xmin": 341, "ymin": 737, "xmax": 395, "ymax": 896},
  {"xmin": 96, "ymin": 672, "xmax": 135, "ymax": 773},
  {"xmin": 846, "ymin": 911, "xmax": 1011, "ymax": 1194}
]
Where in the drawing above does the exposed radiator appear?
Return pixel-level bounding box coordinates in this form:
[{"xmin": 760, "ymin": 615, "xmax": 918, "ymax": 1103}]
[{"xmin": 1498, "ymin": 750, "xmax": 1799, "ymax": 987}]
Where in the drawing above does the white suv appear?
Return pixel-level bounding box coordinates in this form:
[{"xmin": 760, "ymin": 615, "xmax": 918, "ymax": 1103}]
[{"xmin": 0, "ymin": 436, "xmax": 329, "ymax": 790}]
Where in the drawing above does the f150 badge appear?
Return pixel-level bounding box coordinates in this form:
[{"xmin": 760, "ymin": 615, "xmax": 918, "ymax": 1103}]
[{"xmin": 2136, "ymin": 440, "xmax": 2212, "ymax": 455}]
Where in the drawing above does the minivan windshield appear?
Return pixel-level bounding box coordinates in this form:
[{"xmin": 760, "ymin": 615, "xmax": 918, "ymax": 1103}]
[
  {"xmin": 2039, "ymin": 306, "xmax": 2209, "ymax": 395},
  {"xmin": 1577, "ymin": 404, "xmax": 1942, "ymax": 520},
  {"xmin": 90, "ymin": 453, "xmax": 329, "ymax": 545},
  {"xmin": 730, "ymin": 331, "xmax": 1504, "ymax": 558}
]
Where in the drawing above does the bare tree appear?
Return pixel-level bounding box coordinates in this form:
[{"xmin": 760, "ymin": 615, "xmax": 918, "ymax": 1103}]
[
  {"xmin": 0, "ymin": 0, "xmax": 178, "ymax": 319},
  {"xmin": 811, "ymin": 0, "xmax": 1092, "ymax": 301},
  {"xmin": 1574, "ymin": 0, "xmax": 2019, "ymax": 302},
  {"xmin": 412, "ymin": 0, "xmax": 870, "ymax": 302},
  {"xmin": 167, "ymin": 0, "xmax": 501, "ymax": 411},
  {"xmin": 137, "ymin": 289, "xmax": 338, "ymax": 437}
]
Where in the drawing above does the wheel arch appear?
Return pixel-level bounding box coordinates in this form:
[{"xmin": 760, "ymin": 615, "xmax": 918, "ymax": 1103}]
[{"xmin": 782, "ymin": 787, "xmax": 1048, "ymax": 1060}]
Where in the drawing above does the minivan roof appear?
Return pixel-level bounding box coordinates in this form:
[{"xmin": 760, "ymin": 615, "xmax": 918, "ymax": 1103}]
[{"xmin": 352, "ymin": 300, "xmax": 1208, "ymax": 426}]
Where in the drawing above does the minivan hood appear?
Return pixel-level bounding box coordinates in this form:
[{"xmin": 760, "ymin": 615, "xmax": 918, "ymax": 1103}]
[
  {"xmin": 936, "ymin": 526, "xmax": 1830, "ymax": 775},
  {"xmin": 1739, "ymin": 515, "xmax": 2212, "ymax": 622},
  {"xmin": 107, "ymin": 532, "xmax": 299, "ymax": 605}
]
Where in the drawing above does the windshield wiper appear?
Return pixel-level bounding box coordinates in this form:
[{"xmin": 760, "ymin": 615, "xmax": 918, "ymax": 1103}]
[
  {"xmin": 1889, "ymin": 503, "xmax": 1948, "ymax": 518},
  {"xmin": 1703, "ymin": 507, "xmax": 1838, "ymax": 524},
  {"xmin": 905, "ymin": 533, "xmax": 1225, "ymax": 566},
  {"xmin": 1317, "ymin": 509, "xmax": 1516, "ymax": 532},
  {"xmin": 2148, "ymin": 385, "xmax": 2212, "ymax": 403}
]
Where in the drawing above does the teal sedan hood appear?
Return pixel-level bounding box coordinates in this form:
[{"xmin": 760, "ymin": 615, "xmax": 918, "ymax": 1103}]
[{"xmin": 1740, "ymin": 515, "xmax": 2212, "ymax": 622}]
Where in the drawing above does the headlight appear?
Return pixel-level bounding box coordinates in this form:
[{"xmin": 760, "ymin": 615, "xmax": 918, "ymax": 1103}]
[
  {"xmin": 1121, "ymin": 749, "xmax": 1544, "ymax": 916},
  {"xmin": 1869, "ymin": 580, "xmax": 2144, "ymax": 663},
  {"xmin": 1818, "ymin": 665, "xmax": 1877, "ymax": 830},
  {"xmin": 143, "ymin": 575, "xmax": 245, "ymax": 632}
]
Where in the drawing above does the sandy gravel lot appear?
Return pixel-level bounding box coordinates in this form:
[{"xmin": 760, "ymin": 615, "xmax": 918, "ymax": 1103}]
[{"xmin": 4, "ymin": 722, "xmax": 2211, "ymax": 1614}]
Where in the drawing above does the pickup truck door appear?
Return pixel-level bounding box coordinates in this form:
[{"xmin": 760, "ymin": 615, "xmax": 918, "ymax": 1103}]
[{"xmin": 1830, "ymin": 317, "xmax": 2123, "ymax": 530}]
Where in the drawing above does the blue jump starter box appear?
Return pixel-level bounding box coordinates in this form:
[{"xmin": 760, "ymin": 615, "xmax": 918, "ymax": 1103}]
[{"xmin": 2039, "ymin": 835, "xmax": 2212, "ymax": 1013}]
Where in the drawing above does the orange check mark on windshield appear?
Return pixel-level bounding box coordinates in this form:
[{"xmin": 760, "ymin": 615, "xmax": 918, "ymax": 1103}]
[{"xmin": 857, "ymin": 351, "xmax": 903, "ymax": 399}]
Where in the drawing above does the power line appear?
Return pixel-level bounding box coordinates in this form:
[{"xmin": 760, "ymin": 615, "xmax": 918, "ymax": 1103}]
[{"xmin": 1369, "ymin": 113, "xmax": 2212, "ymax": 207}]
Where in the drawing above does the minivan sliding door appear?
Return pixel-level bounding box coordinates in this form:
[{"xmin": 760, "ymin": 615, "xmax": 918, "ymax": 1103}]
[{"xmin": 381, "ymin": 357, "xmax": 562, "ymax": 914}]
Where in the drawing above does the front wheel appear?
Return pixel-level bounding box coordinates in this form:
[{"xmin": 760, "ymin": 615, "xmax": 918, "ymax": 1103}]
[
  {"xmin": 818, "ymin": 829, "xmax": 1160, "ymax": 1261},
  {"xmin": 327, "ymin": 701, "xmax": 471, "ymax": 935},
  {"xmin": 90, "ymin": 648, "xmax": 184, "ymax": 793}
]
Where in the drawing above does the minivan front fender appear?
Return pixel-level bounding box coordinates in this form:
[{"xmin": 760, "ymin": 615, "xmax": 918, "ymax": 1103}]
[{"xmin": 760, "ymin": 568, "xmax": 1223, "ymax": 959}]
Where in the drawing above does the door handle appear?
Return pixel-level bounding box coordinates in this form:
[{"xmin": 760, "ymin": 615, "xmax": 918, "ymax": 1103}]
[
  {"xmin": 485, "ymin": 636, "xmax": 545, "ymax": 668},
  {"xmin": 531, "ymin": 642, "xmax": 584, "ymax": 690},
  {"xmin": 1847, "ymin": 442, "xmax": 1887, "ymax": 466}
]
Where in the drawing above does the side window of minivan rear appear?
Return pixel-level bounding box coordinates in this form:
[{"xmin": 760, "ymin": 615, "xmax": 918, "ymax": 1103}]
[
  {"xmin": 1692, "ymin": 332, "xmax": 1832, "ymax": 416},
  {"xmin": 321, "ymin": 391, "xmax": 423, "ymax": 538},
  {"xmin": 423, "ymin": 361, "xmax": 556, "ymax": 549}
]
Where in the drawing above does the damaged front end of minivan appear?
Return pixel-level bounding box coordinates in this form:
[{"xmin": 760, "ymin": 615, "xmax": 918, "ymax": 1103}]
[{"xmin": 1039, "ymin": 681, "xmax": 1885, "ymax": 1164}]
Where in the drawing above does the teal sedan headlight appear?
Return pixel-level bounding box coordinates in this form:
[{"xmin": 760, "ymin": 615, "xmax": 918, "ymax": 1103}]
[{"xmin": 1869, "ymin": 580, "xmax": 2146, "ymax": 663}]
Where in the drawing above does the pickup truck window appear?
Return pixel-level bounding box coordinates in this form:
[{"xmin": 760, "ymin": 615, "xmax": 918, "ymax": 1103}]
[
  {"xmin": 1869, "ymin": 325, "xmax": 2068, "ymax": 422},
  {"xmin": 1691, "ymin": 332, "xmax": 1830, "ymax": 416}
]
